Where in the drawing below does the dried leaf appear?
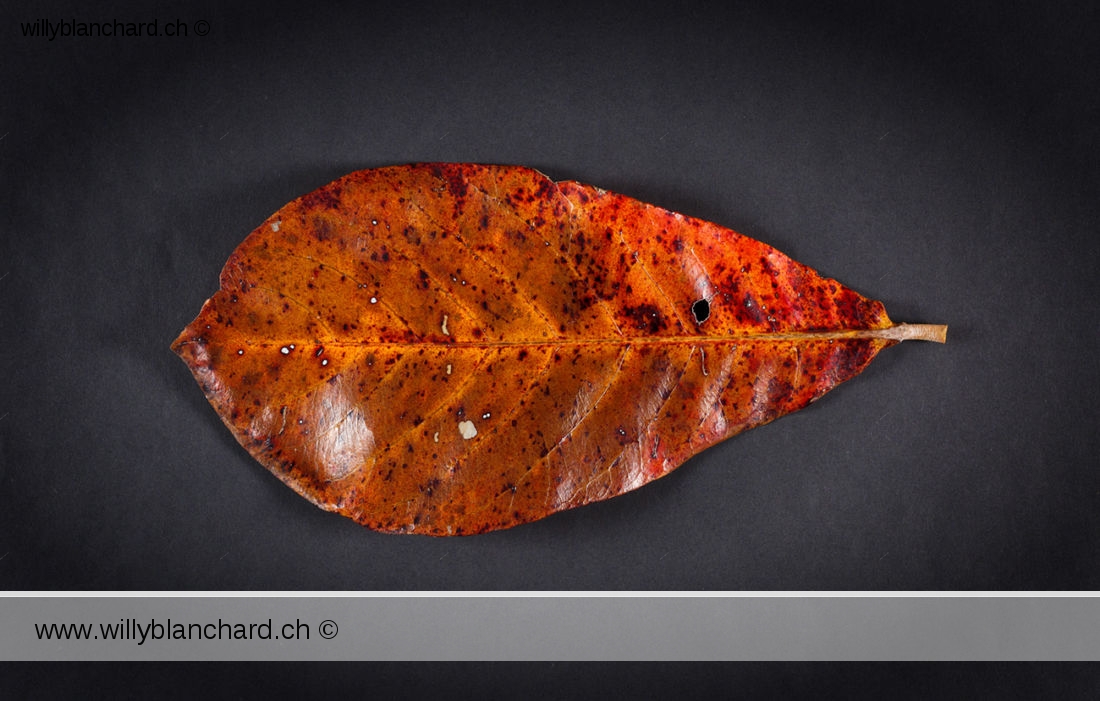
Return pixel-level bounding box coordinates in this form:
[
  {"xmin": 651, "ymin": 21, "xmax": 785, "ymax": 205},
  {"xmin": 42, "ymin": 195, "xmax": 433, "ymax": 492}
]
[{"xmin": 173, "ymin": 164, "xmax": 945, "ymax": 535}]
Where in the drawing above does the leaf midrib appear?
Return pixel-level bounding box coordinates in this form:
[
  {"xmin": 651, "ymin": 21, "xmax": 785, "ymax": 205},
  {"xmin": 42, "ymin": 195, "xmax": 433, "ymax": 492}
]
[{"xmin": 181, "ymin": 326, "xmax": 911, "ymax": 350}]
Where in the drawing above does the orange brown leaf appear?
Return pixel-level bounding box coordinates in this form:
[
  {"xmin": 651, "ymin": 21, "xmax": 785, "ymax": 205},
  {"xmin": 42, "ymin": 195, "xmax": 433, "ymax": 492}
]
[{"xmin": 172, "ymin": 164, "xmax": 945, "ymax": 535}]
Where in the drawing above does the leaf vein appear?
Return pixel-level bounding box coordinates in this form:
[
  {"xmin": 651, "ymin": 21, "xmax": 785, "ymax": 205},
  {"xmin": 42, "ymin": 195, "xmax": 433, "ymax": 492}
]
[
  {"xmin": 544, "ymin": 344, "xmax": 632, "ymax": 461},
  {"xmin": 618, "ymin": 228, "xmax": 689, "ymax": 329},
  {"xmin": 468, "ymin": 180, "xmax": 626, "ymax": 338},
  {"xmin": 366, "ymin": 351, "xmax": 492, "ymax": 466},
  {"xmin": 255, "ymin": 284, "xmax": 339, "ymax": 339},
  {"xmin": 280, "ymin": 252, "xmax": 415, "ymax": 333},
  {"xmin": 376, "ymin": 204, "xmax": 506, "ymax": 328},
  {"xmin": 408, "ymin": 198, "xmax": 558, "ymax": 337}
]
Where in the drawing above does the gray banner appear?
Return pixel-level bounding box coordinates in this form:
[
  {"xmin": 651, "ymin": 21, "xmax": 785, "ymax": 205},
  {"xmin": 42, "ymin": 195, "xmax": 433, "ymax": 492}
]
[{"xmin": 2, "ymin": 596, "xmax": 1097, "ymax": 661}]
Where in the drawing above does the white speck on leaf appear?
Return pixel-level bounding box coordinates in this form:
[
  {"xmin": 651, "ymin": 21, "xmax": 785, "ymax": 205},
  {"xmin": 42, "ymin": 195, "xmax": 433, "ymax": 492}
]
[
  {"xmin": 441, "ymin": 314, "xmax": 449, "ymax": 335},
  {"xmin": 458, "ymin": 420, "xmax": 477, "ymax": 440}
]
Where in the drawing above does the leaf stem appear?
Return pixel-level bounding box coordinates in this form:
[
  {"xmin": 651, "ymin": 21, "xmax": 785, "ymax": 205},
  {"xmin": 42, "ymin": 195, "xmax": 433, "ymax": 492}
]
[{"xmin": 877, "ymin": 323, "xmax": 948, "ymax": 343}]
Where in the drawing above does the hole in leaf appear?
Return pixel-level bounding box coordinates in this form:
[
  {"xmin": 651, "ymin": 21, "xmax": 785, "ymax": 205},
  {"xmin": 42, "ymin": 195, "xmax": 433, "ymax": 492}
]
[{"xmin": 691, "ymin": 298, "xmax": 710, "ymax": 324}]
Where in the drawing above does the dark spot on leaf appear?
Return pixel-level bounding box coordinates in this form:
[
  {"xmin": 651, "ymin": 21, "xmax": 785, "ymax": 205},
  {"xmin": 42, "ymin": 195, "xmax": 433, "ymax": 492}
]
[{"xmin": 623, "ymin": 303, "xmax": 665, "ymax": 333}]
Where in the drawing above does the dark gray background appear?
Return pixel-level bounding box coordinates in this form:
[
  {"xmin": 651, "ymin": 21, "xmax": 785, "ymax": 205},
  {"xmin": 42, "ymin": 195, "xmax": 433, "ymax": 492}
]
[
  {"xmin": 3, "ymin": 662, "xmax": 1096, "ymax": 698},
  {"xmin": 2, "ymin": 0, "xmax": 1097, "ymax": 590}
]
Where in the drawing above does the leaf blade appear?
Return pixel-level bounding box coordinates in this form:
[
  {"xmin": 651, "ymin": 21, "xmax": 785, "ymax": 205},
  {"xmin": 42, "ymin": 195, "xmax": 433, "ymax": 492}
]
[{"xmin": 173, "ymin": 163, "xmax": 943, "ymax": 534}]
